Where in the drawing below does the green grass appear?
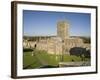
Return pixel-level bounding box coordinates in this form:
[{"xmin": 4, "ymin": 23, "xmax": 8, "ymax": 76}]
[
  {"xmin": 35, "ymin": 51, "xmax": 60, "ymax": 65},
  {"xmin": 63, "ymin": 54, "xmax": 81, "ymax": 62},
  {"xmin": 23, "ymin": 52, "xmax": 42, "ymax": 69},
  {"xmin": 23, "ymin": 50, "xmax": 89, "ymax": 69}
]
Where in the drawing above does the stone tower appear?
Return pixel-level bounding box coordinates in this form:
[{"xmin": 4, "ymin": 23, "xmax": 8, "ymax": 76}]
[{"xmin": 57, "ymin": 21, "xmax": 69, "ymax": 40}]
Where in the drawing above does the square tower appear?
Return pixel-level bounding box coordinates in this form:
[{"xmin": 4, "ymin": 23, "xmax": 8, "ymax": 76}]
[{"xmin": 57, "ymin": 21, "xmax": 70, "ymax": 40}]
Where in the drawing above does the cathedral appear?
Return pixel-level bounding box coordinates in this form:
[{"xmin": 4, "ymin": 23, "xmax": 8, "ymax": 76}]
[{"xmin": 23, "ymin": 21, "xmax": 90, "ymax": 55}]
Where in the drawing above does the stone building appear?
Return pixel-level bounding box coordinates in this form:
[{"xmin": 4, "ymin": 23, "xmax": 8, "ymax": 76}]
[
  {"xmin": 57, "ymin": 21, "xmax": 69, "ymax": 39},
  {"xmin": 23, "ymin": 20, "xmax": 90, "ymax": 55}
]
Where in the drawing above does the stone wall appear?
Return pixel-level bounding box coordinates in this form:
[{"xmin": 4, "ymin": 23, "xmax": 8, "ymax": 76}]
[
  {"xmin": 36, "ymin": 37, "xmax": 62, "ymax": 54},
  {"xmin": 23, "ymin": 20, "xmax": 90, "ymax": 55},
  {"xmin": 23, "ymin": 37, "xmax": 90, "ymax": 55},
  {"xmin": 57, "ymin": 21, "xmax": 69, "ymax": 39}
]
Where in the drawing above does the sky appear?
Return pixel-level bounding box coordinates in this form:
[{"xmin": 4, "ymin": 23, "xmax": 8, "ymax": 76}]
[{"xmin": 23, "ymin": 10, "xmax": 91, "ymax": 37}]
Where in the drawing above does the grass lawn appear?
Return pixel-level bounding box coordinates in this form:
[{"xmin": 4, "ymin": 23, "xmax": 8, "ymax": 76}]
[
  {"xmin": 23, "ymin": 52, "xmax": 42, "ymax": 69},
  {"xmin": 23, "ymin": 50, "xmax": 89, "ymax": 69}
]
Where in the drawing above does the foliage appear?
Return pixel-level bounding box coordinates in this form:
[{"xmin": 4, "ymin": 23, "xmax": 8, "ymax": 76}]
[
  {"xmin": 80, "ymin": 37, "xmax": 91, "ymax": 43},
  {"xmin": 69, "ymin": 47, "xmax": 91, "ymax": 61},
  {"xmin": 23, "ymin": 48, "xmax": 33, "ymax": 52}
]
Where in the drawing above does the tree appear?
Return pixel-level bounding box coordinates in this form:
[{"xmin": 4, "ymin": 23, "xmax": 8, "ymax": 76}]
[{"xmin": 69, "ymin": 47, "xmax": 87, "ymax": 61}]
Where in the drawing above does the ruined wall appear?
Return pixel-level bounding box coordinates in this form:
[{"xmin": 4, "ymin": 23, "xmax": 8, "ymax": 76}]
[
  {"xmin": 23, "ymin": 21, "xmax": 90, "ymax": 55},
  {"xmin": 36, "ymin": 38, "xmax": 62, "ymax": 54}
]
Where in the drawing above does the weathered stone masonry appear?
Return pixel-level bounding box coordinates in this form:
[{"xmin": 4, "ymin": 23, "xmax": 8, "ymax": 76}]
[{"xmin": 23, "ymin": 21, "xmax": 90, "ymax": 55}]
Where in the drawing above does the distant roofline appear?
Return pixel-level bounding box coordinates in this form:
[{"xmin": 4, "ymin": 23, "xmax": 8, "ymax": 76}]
[{"xmin": 23, "ymin": 35, "xmax": 90, "ymax": 38}]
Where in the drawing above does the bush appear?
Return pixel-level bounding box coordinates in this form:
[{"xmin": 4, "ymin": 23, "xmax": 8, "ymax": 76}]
[{"xmin": 23, "ymin": 48, "xmax": 33, "ymax": 52}]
